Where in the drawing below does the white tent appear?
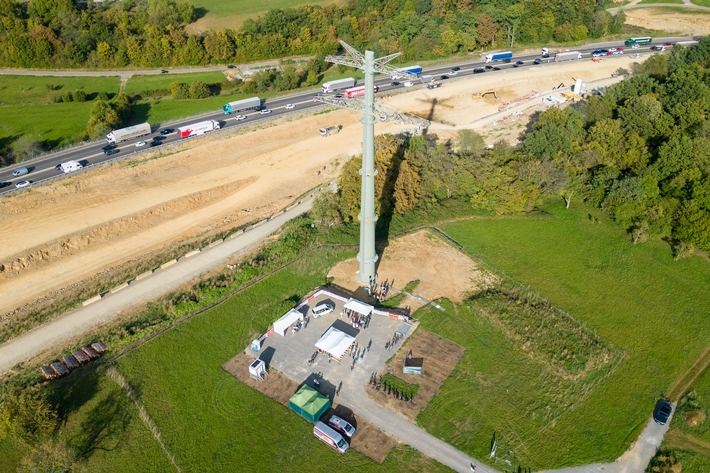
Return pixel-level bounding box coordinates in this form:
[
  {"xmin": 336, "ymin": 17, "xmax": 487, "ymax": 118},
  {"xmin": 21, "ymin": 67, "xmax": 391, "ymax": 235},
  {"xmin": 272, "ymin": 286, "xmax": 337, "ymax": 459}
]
[
  {"xmin": 344, "ymin": 298, "xmax": 373, "ymax": 316},
  {"xmin": 315, "ymin": 327, "xmax": 355, "ymax": 361},
  {"xmin": 273, "ymin": 309, "xmax": 304, "ymax": 336}
]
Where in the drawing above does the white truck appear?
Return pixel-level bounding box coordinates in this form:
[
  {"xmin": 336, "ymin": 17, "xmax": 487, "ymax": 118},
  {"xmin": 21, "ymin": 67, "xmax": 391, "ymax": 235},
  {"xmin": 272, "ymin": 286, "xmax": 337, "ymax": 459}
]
[
  {"xmin": 319, "ymin": 126, "xmax": 341, "ymax": 137},
  {"xmin": 106, "ymin": 122, "xmax": 151, "ymax": 144},
  {"xmin": 222, "ymin": 97, "xmax": 261, "ymax": 114},
  {"xmin": 321, "ymin": 78, "xmax": 355, "ymax": 93},
  {"xmin": 555, "ymin": 51, "xmax": 582, "ymax": 62},
  {"xmin": 59, "ymin": 160, "xmax": 83, "ymax": 173},
  {"xmin": 178, "ymin": 120, "xmax": 221, "ymax": 138}
]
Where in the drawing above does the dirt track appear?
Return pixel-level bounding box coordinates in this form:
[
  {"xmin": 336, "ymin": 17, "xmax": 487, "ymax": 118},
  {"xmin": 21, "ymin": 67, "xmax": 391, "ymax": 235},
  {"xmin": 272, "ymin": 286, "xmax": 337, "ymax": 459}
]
[{"xmin": 0, "ymin": 56, "xmax": 646, "ymax": 320}]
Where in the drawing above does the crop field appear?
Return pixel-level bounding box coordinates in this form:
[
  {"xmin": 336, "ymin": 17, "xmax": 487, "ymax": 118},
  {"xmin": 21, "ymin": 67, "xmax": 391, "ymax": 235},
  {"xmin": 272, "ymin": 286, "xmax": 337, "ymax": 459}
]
[{"xmin": 420, "ymin": 201, "xmax": 710, "ymax": 467}]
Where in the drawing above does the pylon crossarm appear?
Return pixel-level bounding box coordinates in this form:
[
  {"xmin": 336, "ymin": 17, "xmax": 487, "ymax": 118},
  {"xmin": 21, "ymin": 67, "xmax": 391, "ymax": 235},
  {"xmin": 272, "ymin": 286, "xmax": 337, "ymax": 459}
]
[
  {"xmin": 313, "ymin": 95, "xmax": 364, "ymax": 112},
  {"xmin": 337, "ymin": 38, "xmax": 366, "ymax": 61},
  {"xmin": 373, "ymin": 51, "xmax": 404, "ymax": 67}
]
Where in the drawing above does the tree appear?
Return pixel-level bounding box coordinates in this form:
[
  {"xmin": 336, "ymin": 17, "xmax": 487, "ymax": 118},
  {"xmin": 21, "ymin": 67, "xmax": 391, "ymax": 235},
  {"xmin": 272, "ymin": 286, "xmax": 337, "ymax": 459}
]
[
  {"xmin": 674, "ymin": 200, "xmax": 710, "ymax": 251},
  {"xmin": 85, "ymin": 100, "xmax": 119, "ymax": 140},
  {"xmin": 19, "ymin": 438, "xmax": 73, "ymax": 473},
  {"xmin": 10, "ymin": 134, "xmax": 43, "ymax": 162},
  {"xmin": 0, "ymin": 388, "xmax": 57, "ymax": 442},
  {"xmin": 455, "ymin": 129, "xmax": 485, "ymax": 157},
  {"xmin": 169, "ymin": 81, "xmax": 189, "ymax": 99},
  {"xmin": 476, "ymin": 14, "xmax": 497, "ymax": 47},
  {"xmin": 311, "ymin": 190, "xmax": 342, "ymax": 230},
  {"xmin": 393, "ymin": 160, "xmax": 421, "ymax": 214},
  {"xmin": 188, "ymin": 81, "xmax": 210, "ymax": 99}
]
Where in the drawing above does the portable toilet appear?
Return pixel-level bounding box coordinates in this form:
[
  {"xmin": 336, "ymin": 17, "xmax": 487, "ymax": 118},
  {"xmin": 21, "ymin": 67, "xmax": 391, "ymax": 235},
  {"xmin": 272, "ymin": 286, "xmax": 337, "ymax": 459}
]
[{"xmin": 249, "ymin": 359, "xmax": 267, "ymax": 381}]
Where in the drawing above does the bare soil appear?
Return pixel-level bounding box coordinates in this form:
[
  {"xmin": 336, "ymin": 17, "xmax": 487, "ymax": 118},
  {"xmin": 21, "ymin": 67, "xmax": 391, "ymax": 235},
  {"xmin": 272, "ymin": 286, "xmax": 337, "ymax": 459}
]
[
  {"xmin": 223, "ymin": 352, "xmax": 398, "ymax": 462},
  {"xmin": 0, "ymin": 56, "xmax": 644, "ymax": 322},
  {"xmin": 328, "ymin": 230, "xmax": 496, "ymax": 312},
  {"xmin": 624, "ymin": 8, "xmax": 710, "ymax": 36},
  {"xmin": 366, "ymin": 329, "xmax": 465, "ymax": 421}
]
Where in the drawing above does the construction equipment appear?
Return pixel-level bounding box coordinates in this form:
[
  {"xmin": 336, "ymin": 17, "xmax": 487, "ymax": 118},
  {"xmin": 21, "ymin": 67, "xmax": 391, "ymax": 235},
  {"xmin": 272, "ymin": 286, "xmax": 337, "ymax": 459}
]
[{"xmin": 472, "ymin": 89, "xmax": 497, "ymax": 99}]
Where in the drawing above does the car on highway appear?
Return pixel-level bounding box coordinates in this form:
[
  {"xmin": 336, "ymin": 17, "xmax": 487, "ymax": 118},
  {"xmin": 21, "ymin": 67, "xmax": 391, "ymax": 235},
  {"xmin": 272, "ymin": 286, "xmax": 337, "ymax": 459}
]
[
  {"xmin": 651, "ymin": 45, "xmax": 666, "ymax": 52},
  {"xmin": 104, "ymin": 148, "xmax": 120, "ymax": 156},
  {"xmin": 259, "ymin": 108, "xmax": 272, "ymax": 115},
  {"xmin": 427, "ymin": 82, "xmax": 442, "ymax": 90},
  {"xmin": 12, "ymin": 167, "xmax": 29, "ymax": 177},
  {"xmin": 0, "ymin": 182, "xmax": 9, "ymax": 188},
  {"xmin": 663, "ymin": 42, "xmax": 673, "ymax": 47},
  {"xmin": 390, "ymin": 81, "xmax": 400, "ymax": 87},
  {"xmin": 234, "ymin": 114, "xmax": 247, "ymax": 121},
  {"xmin": 334, "ymin": 93, "xmax": 344, "ymax": 99},
  {"xmin": 608, "ymin": 47, "xmax": 624, "ymax": 55},
  {"xmin": 160, "ymin": 128, "xmax": 174, "ymax": 135},
  {"xmin": 592, "ymin": 48, "xmax": 609, "ymax": 57},
  {"xmin": 439, "ymin": 75, "xmax": 449, "ymax": 80},
  {"xmin": 485, "ymin": 65, "xmax": 494, "ymax": 70},
  {"xmin": 285, "ymin": 103, "xmax": 295, "ymax": 109},
  {"xmin": 102, "ymin": 143, "xmax": 117, "ymax": 150},
  {"xmin": 15, "ymin": 180, "xmax": 30, "ymax": 189},
  {"xmin": 492, "ymin": 66, "xmax": 501, "ymax": 71},
  {"xmin": 533, "ymin": 58, "xmax": 542, "ymax": 65},
  {"xmin": 631, "ymin": 44, "xmax": 640, "ymax": 49},
  {"xmin": 135, "ymin": 141, "xmax": 147, "ymax": 147},
  {"xmin": 149, "ymin": 140, "xmax": 162, "ymax": 147},
  {"xmin": 653, "ymin": 398, "xmax": 672, "ymax": 425},
  {"xmin": 513, "ymin": 60, "xmax": 524, "ymax": 67},
  {"xmin": 403, "ymin": 81, "xmax": 414, "ymax": 87},
  {"xmin": 473, "ymin": 68, "xmax": 485, "ymax": 74},
  {"xmin": 152, "ymin": 135, "xmax": 165, "ymax": 141},
  {"xmin": 450, "ymin": 66, "xmax": 460, "ymax": 75}
]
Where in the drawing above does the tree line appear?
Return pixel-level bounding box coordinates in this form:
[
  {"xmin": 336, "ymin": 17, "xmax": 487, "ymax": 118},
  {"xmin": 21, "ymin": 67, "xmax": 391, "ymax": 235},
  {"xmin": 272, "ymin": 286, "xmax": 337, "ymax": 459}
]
[
  {"xmin": 312, "ymin": 38, "xmax": 710, "ymax": 255},
  {"xmin": 0, "ymin": 0, "xmax": 624, "ymax": 69}
]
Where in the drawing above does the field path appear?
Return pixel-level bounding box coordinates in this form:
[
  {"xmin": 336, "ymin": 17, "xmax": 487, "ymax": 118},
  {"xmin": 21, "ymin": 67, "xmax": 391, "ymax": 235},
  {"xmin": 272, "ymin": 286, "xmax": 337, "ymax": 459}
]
[
  {"xmin": 666, "ymin": 343, "xmax": 710, "ymax": 400},
  {"xmin": 665, "ymin": 428, "xmax": 710, "ymax": 456}
]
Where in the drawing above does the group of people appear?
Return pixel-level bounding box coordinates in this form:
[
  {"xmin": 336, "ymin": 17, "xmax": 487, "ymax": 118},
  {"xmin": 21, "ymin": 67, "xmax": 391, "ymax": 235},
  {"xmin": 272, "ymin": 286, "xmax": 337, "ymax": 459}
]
[
  {"xmin": 366, "ymin": 276, "xmax": 393, "ymax": 303},
  {"xmin": 341, "ymin": 307, "xmax": 371, "ymax": 329}
]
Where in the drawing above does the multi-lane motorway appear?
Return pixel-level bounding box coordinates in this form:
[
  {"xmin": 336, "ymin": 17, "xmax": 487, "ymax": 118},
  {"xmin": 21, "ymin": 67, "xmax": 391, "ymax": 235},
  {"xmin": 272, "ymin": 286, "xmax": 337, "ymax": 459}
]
[{"xmin": 0, "ymin": 37, "xmax": 691, "ymax": 194}]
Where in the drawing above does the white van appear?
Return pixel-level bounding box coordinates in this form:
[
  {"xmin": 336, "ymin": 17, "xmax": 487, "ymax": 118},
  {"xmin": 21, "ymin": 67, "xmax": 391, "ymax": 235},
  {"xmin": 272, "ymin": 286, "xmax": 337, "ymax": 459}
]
[
  {"xmin": 59, "ymin": 161, "xmax": 83, "ymax": 173},
  {"xmin": 328, "ymin": 415, "xmax": 356, "ymax": 438},
  {"xmin": 311, "ymin": 303, "xmax": 334, "ymax": 318},
  {"xmin": 313, "ymin": 421, "xmax": 348, "ymax": 453}
]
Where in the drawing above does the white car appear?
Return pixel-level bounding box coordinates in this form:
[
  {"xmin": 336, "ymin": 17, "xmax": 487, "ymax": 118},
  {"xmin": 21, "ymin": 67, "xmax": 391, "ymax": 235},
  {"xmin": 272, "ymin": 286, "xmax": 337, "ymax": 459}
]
[
  {"xmin": 15, "ymin": 180, "xmax": 30, "ymax": 189},
  {"xmin": 235, "ymin": 115, "xmax": 247, "ymax": 121},
  {"xmin": 403, "ymin": 81, "xmax": 414, "ymax": 87},
  {"xmin": 285, "ymin": 103, "xmax": 295, "ymax": 109},
  {"xmin": 259, "ymin": 109, "xmax": 272, "ymax": 115},
  {"xmin": 135, "ymin": 141, "xmax": 147, "ymax": 147}
]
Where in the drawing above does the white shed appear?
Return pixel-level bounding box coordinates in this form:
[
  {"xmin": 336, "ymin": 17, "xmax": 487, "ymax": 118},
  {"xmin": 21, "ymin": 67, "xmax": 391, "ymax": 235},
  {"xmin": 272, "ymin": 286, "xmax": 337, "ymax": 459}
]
[
  {"xmin": 273, "ymin": 309, "xmax": 304, "ymax": 336},
  {"xmin": 249, "ymin": 359, "xmax": 267, "ymax": 381}
]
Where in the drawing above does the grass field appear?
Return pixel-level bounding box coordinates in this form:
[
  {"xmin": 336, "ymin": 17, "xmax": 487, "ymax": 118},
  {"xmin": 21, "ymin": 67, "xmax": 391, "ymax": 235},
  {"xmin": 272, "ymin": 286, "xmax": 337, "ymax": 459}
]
[
  {"xmin": 123, "ymin": 72, "xmax": 227, "ymax": 95},
  {"xmin": 417, "ymin": 200, "xmax": 710, "ymax": 467},
  {"xmin": 0, "ymin": 75, "xmax": 120, "ymax": 106},
  {"xmin": 690, "ymin": 0, "xmax": 710, "ymax": 7},
  {"xmin": 639, "ymin": 0, "xmax": 684, "ymax": 4},
  {"xmin": 191, "ymin": 0, "xmax": 341, "ymax": 18}
]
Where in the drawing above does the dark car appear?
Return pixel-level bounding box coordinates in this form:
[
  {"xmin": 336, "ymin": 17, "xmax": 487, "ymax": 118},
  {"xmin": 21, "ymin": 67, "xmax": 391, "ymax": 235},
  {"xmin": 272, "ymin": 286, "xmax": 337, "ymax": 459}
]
[
  {"xmin": 450, "ymin": 66, "xmax": 461, "ymax": 72},
  {"xmin": 426, "ymin": 82, "xmax": 442, "ymax": 90},
  {"xmin": 102, "ymin": 143, "xmax": 117, "ymax": 151},
  {"xmin": 333, "ymin": 93, "xmax": 344, "ymax": 99},
  {"xmin": 103, "ymin": 148, "xmax": 119, "ymax": 156},
  {"xmin": 227, "ymin": 65, "xmax": 236, "ymax": 69},
  {"xmin": 473, "ymin": 68, "xmax": 486, "ymax": 74},
  {"xmin": 493, "ymin": 66, "xmax": 501, "ymax": 71},
  {"xmin": 152, "ymin": 135, "xmax": 166, "ymax": 141},
  {"xmin": 651, "ymin": 45, "xmax": 665, "ymax": 51},
  {"xmin": 533, "ymin": 58, "xmax": 542, "ymax": 65},
  {"xmin": 160, "ymin": 69, "xmax": 169, "ymax": 74},
  {"xmin": 653, "ymin": 398, "xmax": 672, "ymax": 425},
  {"xmin": 149, "ymin": 140, "xmax": 162, "ymax": 147},
  {"xmin": 160, "ymin": 128, "xmax": 174, "ymax": 135},
  {"xmin": 390, "ymin": 81, "xmax": 400, "ymax": 86},
  {"xmin": 0, "ymin": 181, "xmax": 9, "ymax": 188},
  {"xmin": 514, "ymin": 60, "xmax": 524, "ymax": 67},
  {"xmin": 439, "ymin": 75, "xmax": 449, "ymax": 80},
  {"xmin": 485, "ymin": 65, "xmax": 494, "ymax": 70},
  {"xmin": 592, "ymin": 48, "xmax": 609, "ymax": 57}
]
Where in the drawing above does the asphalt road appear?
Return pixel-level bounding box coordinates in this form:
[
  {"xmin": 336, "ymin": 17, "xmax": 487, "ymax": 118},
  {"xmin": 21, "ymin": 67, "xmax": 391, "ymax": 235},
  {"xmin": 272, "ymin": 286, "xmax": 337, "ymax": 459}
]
[{"xmin": 0, "ymin": 36, "xmax": 691, "ymax": 193}]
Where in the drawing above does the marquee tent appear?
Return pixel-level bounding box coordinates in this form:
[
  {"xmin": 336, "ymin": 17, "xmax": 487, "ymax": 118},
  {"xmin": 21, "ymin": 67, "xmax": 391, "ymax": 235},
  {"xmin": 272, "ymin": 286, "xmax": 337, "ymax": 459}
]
[
  {"xmin": 273, "ymin": 309, "xmax": 304, "ymax": 336},
  {"xmin": 344, "ymin": 298, "xmax": 373, "ymax": 316},
  {"xmin": 315, "ymin": 327, "xmax": 355, "ymax": 361},
  {"xmin": 289, "ymin": 385, "xmax": 330, "ymax": 423}
]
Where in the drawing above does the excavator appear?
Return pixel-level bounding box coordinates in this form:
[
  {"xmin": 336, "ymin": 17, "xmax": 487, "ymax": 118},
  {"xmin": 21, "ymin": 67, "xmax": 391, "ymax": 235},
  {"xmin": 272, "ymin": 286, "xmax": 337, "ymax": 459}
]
[{"xmin": 472, "ymin": 90, "xmax": 497, "ymax": 99}]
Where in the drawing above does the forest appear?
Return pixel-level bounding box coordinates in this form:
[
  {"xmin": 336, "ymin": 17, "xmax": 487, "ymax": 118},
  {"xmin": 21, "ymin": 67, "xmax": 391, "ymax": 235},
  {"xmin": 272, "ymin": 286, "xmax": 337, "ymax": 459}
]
[
  {"xmin": 0, "ymin": 0, "xmax": 624, "ymax": 68},
  {"xmin": 312, "ymin": 38, "xmax": 710, "ymax": 255}
]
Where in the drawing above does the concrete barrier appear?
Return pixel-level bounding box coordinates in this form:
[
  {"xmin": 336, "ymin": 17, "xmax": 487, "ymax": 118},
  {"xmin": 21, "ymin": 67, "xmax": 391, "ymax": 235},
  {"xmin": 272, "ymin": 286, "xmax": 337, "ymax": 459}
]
[
  {"xmin": 183, "ymin": 249, "xmax": 201, "ymax": 258},
  {"xmin": 230, "ymin": 229, "xmax": 244, "ymax": 239},
  {"xmin": 160, "ymin": 259, "xmax": 177, "ymax": 269},
  {"xmin": 82, "ymin": 294, "xmax": 102, "ymax": 306},
  {"xmin": 208, "ymin": 239, "xmax": 224, "ymax": 248},
  {"xmin": 135, "ymin": 270, "xmax": 154, "ymax": 281},
  {"xmin": 110, "ymin": 282, "xmax": 129, "ymax": 293}
]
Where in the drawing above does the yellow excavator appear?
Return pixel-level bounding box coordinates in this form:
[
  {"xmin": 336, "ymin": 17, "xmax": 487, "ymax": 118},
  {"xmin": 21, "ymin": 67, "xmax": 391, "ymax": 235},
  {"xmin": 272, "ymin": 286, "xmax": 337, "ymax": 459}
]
[{"xmin": 472, "ymin": 90, "xmax": 497, "ymax": 99}]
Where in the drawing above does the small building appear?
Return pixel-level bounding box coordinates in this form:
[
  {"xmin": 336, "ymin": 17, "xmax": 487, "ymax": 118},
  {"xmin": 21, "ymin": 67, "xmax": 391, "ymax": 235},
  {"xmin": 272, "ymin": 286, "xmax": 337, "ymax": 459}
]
[
  {"xmin": 273, "ymin": 309, "xmax": 304, "ymax": 336},
  {"xmin": 403, "ymin": 350, "xmax": 423, "ymax": 375},
  {"xmin": 289, "ymin": 385, "xmax": 330, "ymax": 423},
  {"xmin": 249, "ymin": 359, "xmax": 267, "ymax": 381}
]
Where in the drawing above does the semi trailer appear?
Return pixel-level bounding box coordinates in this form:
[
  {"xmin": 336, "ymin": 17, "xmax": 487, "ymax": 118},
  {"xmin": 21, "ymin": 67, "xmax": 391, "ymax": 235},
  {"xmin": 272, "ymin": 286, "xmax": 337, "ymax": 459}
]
[
  {"xmin": 222, "ymin": 97, "xmax": 261, "ymax": 114},
  {"xmin": 555, "ymin": 51, "xmax": 582, "ymax": 62},
  {"xmin": 321, "ymin": 78, "xmax": 356, "ymax": 93},
  {"xmin": 484, "ymin": 51, "xmax": 513, "ymax": 63},
  {"xmin": 106, "ymin": 122, "xmax": 151, "ymax": 144},
  {"xmin": 178, "ymin": 120, "xmax": 221, "ymax": 138}
]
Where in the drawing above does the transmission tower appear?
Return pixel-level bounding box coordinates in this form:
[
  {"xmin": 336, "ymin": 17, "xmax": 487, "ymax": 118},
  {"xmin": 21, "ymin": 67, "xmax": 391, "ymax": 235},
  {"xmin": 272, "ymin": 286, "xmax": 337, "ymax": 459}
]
[{"xmin": 315, "ymin": 39, "xmax": 429, "ymax": 285}]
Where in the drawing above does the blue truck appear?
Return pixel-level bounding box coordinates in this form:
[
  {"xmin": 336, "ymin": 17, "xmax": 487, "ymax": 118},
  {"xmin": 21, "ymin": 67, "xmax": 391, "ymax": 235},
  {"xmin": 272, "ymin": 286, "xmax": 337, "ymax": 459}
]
[
  {"xmin": 222, "ymin": 97, "xmax": 261, "ymax": 115},
  {"xmin": 391, "ymin": 65, "xmax": 422, "ymax": 79},
  {"xmin": 485, "ymin": 51, "xmax": 513, "ymax": 63}
]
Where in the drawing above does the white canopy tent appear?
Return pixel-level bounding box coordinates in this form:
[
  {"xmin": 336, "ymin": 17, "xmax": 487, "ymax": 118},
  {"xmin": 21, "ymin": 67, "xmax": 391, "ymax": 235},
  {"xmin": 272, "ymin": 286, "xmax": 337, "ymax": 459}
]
[
  {"xmin": 273, "ymin": 309, "xmax": 304, "ymax": 336},
  {"xmin": 315, "ymin": 327, "xmax": 355, "ymax": 361},
  {"xmin": 344, "ymin": 298, "xmax": 373, "ymax": 316}
]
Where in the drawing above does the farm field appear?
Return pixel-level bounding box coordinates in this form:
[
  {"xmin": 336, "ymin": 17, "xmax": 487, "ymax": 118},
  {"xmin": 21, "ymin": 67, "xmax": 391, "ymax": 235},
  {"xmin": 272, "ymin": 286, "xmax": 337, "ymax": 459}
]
[
  {"xmin": 123, "ymin": 71, "xmax": 227, "ymax": 95},
  {"xmin": 420, "ymin": 201, "xmax": 710, "ymax": 467}
]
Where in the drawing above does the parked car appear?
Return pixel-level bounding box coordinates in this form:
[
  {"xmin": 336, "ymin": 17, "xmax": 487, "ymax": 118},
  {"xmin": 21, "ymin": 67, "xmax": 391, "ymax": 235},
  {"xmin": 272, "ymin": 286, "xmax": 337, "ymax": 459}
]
[
  {"xmin": 12, "ymin": 167, "xmax": 29, "ymax": 177},
  {"xmin": 473, "ymin": 68, "xmax": 486, "ymax": 74},
  {"xmin": 160, "ymin": 128, "xmax": 174, "ymax": 135},
  {"xmin": 235, "ymin": 115, "xmax": 247, "ymax": 121},
  {"xmin": 285, "ymin": 103, "xmax": 295, "ymax": 109},
  {"xmin": 259, "ymin": 108, "xmax": 272, "ymax": 115},
  {"xmin": 312, "ymin": 303, "xmax": 334, "ymax": 318},
  {"xmin": 15, "ymin": 180, "xmax": 30, "ymax": 188},
  {"xmin": 104, "ymin": 148, "xmax": 120, "ymax": 156},
  {"xmin": 390, "ymin": 81, "xmax": 401, "ymax": 87},
  {"xmin": 653, "ymin": 398, "xmax": 672, "ymax": 425},
  {"xmin": 403, "ymin": 81, "xmax": 414, "ymax": 87}
]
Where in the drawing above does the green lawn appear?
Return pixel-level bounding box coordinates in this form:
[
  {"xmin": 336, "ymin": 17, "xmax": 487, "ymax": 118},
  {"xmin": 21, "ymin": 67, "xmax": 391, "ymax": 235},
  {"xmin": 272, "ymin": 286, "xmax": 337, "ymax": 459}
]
[
  {"xmin": 639, "ymin": 0, "xmax": 683, "ymax": 4},
  {"xmin": 123, "ymin": 72, "xmax": 227, "ymax": 95},
  {"xmin": 190, "ymin": 0, "xmax": 341, "ymax": 18},
  {"xmin": 690, "ymin": 0, "xmax": 710, "ymax": 7},
  {"xmin": 0, "ymin": 102, "xmax": 98, "ymax": 148},
  {"xmin": 418, "ymin": 200, "xmax": 710, "ymax": 468},
  {"xmin": 0, "ymin": 75, "xmax": 120, "ymax": 105}
]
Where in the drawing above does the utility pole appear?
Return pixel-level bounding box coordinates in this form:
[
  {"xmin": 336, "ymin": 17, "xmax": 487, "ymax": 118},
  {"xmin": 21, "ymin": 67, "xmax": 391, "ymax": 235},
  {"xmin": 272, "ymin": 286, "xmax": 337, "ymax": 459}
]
[{"xmin": 315, "ymin": 39, "xmax": 428, "ymax": 285}]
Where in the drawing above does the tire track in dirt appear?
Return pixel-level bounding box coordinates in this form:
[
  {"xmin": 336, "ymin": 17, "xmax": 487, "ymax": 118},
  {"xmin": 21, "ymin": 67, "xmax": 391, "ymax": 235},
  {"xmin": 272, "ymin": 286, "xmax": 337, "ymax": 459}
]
[{"xmin": 667, "ymin": 343, "xmax": 710, "ymax": 400}]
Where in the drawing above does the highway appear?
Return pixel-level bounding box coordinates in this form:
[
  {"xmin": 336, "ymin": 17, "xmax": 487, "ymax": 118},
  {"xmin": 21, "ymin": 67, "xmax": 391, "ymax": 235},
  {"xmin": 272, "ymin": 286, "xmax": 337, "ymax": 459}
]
[{"xmin": 0, "ymin": 36, "xmax": 691, "ymax": 194}]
